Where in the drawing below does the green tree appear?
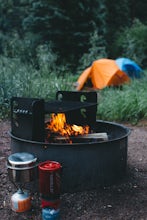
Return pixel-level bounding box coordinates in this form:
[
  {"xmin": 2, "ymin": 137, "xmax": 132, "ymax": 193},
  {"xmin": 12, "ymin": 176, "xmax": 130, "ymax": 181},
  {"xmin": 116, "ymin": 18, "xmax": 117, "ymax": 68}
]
[
  {"xmin": 114, "ymin": 19, "xmax": 147, "ymax": 67},
  {"xmin": 22, "ymin": 0, "xmax": 107, "ymax": 68},
  {"xmin": 128, "ymin": 0, "xmax": 147, "ymax": 23},
  {"xmin": 0, "ymin": 0, "xmax": 146, "ymax": 69},
  {"xmin": 105, "ymin": 0, "xmax": 130, "ymax": 58}
]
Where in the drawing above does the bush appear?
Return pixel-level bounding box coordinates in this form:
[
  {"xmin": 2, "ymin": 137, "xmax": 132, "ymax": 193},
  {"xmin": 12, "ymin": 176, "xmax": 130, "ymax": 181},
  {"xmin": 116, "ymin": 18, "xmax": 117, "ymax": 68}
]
[
  {"xmin": 78, "ymin": 29, "xmax": 107, "ymax": 72},
  {"xmin": 36, "ymin": 43, "xmax": 58, "ymax": 75},
  {"xmin": 113, "ymin": 19, "xmax": 147, "ymax": 67}
]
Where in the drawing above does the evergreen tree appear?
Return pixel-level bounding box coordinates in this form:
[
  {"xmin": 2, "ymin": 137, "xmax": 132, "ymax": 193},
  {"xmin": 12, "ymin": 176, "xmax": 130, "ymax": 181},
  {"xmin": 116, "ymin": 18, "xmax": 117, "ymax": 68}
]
[
  {"xmin": 105, "ymin": 0, "xmax": 130, "ymax": 58},
  {"xmin": 22, "ymin": 0, "xmax": 107, "ymax": 67}
]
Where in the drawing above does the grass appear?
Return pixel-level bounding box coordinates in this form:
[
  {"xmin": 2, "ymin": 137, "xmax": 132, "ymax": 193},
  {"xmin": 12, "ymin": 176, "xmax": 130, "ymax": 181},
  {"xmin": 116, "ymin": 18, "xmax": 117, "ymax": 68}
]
[
  {"xmin": 0, "ymin": 56, "xmax": 74, "ymax": 119},
  {"xmin": 97, "ymin": 73, "xmax": 147, "ymax": 123},
  {"xmin": 0, "ymin": 55, "xmax": 147, "ymax": 123}
]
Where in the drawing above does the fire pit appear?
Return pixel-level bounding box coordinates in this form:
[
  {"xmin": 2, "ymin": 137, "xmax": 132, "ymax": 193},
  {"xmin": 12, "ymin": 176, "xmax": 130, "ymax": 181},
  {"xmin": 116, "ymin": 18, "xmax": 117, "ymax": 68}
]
[{"xmin": 9, "ymin": 91, "xmax": 130, "ymax": 192}]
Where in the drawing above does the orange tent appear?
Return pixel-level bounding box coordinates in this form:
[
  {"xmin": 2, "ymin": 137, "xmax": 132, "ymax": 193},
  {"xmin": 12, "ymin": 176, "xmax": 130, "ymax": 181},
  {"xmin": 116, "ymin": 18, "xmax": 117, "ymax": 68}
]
[{"xmin": 76, "ymin": 59, "xmax": 130, "ymax": 90}]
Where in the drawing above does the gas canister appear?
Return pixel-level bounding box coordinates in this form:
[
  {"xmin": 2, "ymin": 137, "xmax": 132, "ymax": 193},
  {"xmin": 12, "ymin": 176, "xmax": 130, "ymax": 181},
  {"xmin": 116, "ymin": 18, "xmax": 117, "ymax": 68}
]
[{"xmin": 11, "ymin": 189, "xmax": 31, "ymax": 212}]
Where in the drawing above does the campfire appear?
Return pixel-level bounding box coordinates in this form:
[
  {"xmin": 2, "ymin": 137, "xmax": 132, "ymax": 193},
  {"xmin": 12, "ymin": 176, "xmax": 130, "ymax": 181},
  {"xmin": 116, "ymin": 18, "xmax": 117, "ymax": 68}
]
[
  {"xmin": 10, "ymin": 91, "xmax": 98, "ymax": 142},
  {"xmin": 45, "ymin": 113, "xmax": 108, "ymax": 143},
  {"xmin": 45, "ymin": 113, "xmax": 90, "ymax": 143},
  {"xmin": 10, "ymin": 91, "xmax": 130, "ymax": 192},
  {"xmin": 10, "ymin": 91, "xmax": 108, "ymax": 144}
]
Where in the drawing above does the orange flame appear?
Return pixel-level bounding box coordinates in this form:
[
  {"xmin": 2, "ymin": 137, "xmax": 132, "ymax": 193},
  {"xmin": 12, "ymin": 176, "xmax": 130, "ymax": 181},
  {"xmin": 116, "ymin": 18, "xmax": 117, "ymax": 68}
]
[{"xmin": 46, "ymin": 113, "xmax": 89, "ymax": 138}]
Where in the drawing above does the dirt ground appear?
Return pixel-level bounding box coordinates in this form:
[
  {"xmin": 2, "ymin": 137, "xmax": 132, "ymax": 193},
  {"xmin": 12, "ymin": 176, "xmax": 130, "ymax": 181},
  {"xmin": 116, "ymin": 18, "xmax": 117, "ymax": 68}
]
[{"xmin": 0, "ymin": 120, "xmax": 147, "ymax": 220}]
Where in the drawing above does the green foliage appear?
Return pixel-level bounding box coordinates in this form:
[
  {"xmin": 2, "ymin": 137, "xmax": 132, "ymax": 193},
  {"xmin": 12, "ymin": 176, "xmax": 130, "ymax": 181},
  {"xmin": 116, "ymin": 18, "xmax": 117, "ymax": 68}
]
[
  {"xmin": 128, "ymin": 0, "xmax": 147, "ymax": 23},
  {"xmin": 105, "ymin": 0, "xmax": 130, "ymax": 57},
  {"xmin": 22, "ymin": 0, "xmax": 107, "ymax": 67},
  {"xmin": 78, "ymin": 28, "xmax": 107, "ymax": 71},
  {"xmin": 0, "ymin": 0, "xmax": 29, "ymax": 33},
  {"xmin": 0, "ymin": 55, "xmax": 73, "ymax": 119},
  {"xmin": 36, "ymin": 43, "xmax": 58, "ymax": 75},
  {"xmin": 0, "ymin": 1, "xmax": 146, "ymax": 69},
  {"xmin": 113, "ymin": 19, "xmax": 147, "ymax": 67},
  {"xmin": 0, "ymin": 31, "xmax": 41, "ymax": 65}
]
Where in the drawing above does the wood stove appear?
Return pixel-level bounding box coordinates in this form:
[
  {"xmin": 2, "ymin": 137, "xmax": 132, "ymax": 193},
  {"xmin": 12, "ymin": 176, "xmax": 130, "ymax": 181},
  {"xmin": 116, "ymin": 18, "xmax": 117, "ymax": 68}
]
[{"xmin": 10, "ymin": 91, "xmax": 130, "ymax": 192}]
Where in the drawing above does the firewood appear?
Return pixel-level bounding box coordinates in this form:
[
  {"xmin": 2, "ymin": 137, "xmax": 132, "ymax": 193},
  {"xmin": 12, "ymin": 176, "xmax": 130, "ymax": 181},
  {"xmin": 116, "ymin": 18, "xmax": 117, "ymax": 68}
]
[
  {"xmin": 80, "ymin": 132, "xmax": 108, "ymax": 141},
  {"xmin": 55, "ymin": 132, "xmax": 108, "ymax": 142}
]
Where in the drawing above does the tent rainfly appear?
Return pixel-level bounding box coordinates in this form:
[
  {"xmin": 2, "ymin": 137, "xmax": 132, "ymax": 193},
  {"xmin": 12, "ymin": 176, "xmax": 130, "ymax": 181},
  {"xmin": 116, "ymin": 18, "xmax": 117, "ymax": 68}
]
[
  {"xmin": 76, "ymin": 58, "xmax": 130, "ymax": 90},
  {"xmin": 115, "ymin": 58, "xmax": 143, "ymax": 79}
]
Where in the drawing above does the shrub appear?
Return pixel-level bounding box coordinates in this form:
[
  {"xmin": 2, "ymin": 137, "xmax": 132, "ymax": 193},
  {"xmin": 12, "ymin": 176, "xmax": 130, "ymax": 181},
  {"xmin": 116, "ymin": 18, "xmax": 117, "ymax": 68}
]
[
  {"xmin": 78, "ymin": 29, "xmax": 107, "ymax": 72},
  {"xmin": 113, "ymin": 19, "xmax": 147, "ymax": 67},
  {"xmin": 36, "ymin": 43, "xmax": 58, "ymax": 75}
]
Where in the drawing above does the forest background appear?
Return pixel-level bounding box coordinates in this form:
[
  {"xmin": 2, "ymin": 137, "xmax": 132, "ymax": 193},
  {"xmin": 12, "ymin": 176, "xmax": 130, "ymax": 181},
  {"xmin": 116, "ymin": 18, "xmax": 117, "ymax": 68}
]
[{"xmin": 0, "ymin": 0, "xmax": 147, "ymax": 122}]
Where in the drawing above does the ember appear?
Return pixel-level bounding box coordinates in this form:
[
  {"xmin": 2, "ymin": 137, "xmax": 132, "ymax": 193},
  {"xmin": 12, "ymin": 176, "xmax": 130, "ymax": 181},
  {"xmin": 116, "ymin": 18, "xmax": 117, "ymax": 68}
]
[{"xmin": 46, "ymin": 113, "xmax": 90, "ymax": 142}]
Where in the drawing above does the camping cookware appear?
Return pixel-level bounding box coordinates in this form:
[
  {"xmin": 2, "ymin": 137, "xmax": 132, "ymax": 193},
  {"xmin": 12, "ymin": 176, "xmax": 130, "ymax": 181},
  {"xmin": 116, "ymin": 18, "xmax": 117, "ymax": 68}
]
[
  {"xmin": 7, "ymin": 152, "xmax": 38, "ymax": 183},
  {"xmin": 38, "ymin": 160, "xmax": 62, "ymax": 199}
]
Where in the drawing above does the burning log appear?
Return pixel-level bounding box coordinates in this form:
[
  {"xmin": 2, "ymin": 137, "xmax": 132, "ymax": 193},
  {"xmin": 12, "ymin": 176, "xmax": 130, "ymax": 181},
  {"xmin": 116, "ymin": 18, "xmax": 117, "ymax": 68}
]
[
  {"xmin": 53, "ymin": 132, "xmax": 108, "ymax": 143},
  {"xmin": 45, "ymin": 113, "xmax": 108, "ymax": 143},
  {"xmin": 78, "ymin": 132, "xmax": 108, "ymax": 141}
]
